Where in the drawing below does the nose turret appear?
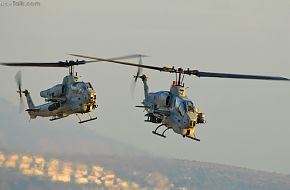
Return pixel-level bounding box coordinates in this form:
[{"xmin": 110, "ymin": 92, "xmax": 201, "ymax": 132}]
[
  {"xmin": 88, "ymin": 90, "xmax": 97, "ymax": 110},
  {"xmin": 181, "ymin": 109, "xmax": 205, "ymax": 140},
  {"xmin": 91, "ymin": 91, "xmax": 97, "ymax": 108},
  {"xmin": 82, "ymin": 82, "xmax": 97, "ymax": 113},
  {"xmin": 180, "ymin": 112, "xmax": 197, "ymax": 136}
]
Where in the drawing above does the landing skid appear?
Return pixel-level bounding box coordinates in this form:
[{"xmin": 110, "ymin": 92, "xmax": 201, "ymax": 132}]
[
  {"xmin": 76, "ymin": 113, "xmax": 97, "ymax": 124},
  {"xmin": 152, "ymin": 131, "xmax": 166, "ymax": 138},
  {"xmin": 79, "ymin": 117, "xmax": 97, "ymax": 124},
  {"xmin": 152, "ymin": 124, "xmax": 171, "ymax": 138},
  {"xmin": 49, "ymin": 117, "xmax": 63, "ymax": 121},
  {"xmin": 186, "ymin": 135, "xmax": 201, "ymax": 142}
]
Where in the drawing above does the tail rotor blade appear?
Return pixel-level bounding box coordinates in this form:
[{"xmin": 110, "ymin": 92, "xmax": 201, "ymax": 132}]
[
  {"xmin": 131, "ymin": 56, "xmax": 143, "ymax": 96},
  {"xmin": 15, "ymin": 71, "xmax": 22, "ymax": 95},
  {"xmin": 135, "ymin": 56, "xmax": 143, "ymax": 81},
  {"xmin": 19, "ymin": 96, "xmax": 25, "ymax": 113},
  {"xmin": 15, "ymin": 71, "xmax": 25, "ymax": 112}
]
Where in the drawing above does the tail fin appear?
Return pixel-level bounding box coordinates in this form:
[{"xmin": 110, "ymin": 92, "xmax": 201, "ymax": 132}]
[
  {"xmin": 140, "ymin": 75, "xmax": 149, "ymax": 99},
  {"xmin": 23, "ymin": 90, "xmax": 35, "ymax": 109}
]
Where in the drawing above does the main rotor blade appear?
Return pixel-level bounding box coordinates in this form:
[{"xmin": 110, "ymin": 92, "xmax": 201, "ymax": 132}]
[
  {"xmin": 69, "ymin": 54, "xmax": 290, "ymax": 81},
  {"xmin": 83, "ymin": 54, "xmax": 149, "ymax": 64},
  {"xmin": 69, "ymin": 54, "xmax": 170, "ymax": 72},
  {"xmin": 1, "ymin": 62, "xmax": 63, "ymax": 67},
  {"xmin": 192, "ymin": 71, "xmax": 290, "ymax": 81},
  {"xmin": 0, "ymin": 61, "xmax": 85, "ymax": 67},
  {"xmin": 109, "ymin": 54, "xmax": 149, "ymax": 61},
  {"xmin": 0, "ymin": 55, "xmax": 148, "ymax": 67}
]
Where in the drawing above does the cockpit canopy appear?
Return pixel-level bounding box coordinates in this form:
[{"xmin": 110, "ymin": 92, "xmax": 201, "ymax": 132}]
[
  {"xmin": 71, "ymin": 82, "xmax": 90, "ymax": 94},
  {"xmin": 175, "ymin": 97, "xmax": 195, "ymax": 116},
  {"xmin": 86, "ymin": 82, "xmax": 93, "ymax": 90},
  {"xmin": 71, "ymin": 82, "xmax": 94, "ymax": 91},
  {"xmin": 186, "ymin": 101, "xmax": 195, "ymax": 112}
]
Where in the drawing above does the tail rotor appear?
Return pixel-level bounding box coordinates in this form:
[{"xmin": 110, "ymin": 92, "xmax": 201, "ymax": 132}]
[
  {"xmin": 15, "ymin": 71, "xmax": 25, "ymax": 112},
  {"xmin": 131, "ymin": 55, "xmax": 145, "ymax": 96}
]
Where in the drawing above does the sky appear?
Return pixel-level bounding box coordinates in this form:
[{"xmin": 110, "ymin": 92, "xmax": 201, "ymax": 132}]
[{"xmin": 0, "ymin": 0, "xmax": 290, "ymax": 174}]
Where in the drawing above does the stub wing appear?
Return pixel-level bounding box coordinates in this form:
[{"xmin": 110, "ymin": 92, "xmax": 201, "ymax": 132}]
[
  {"xmin": 153, "ymin": 108, "xmax": 170, "ymax": 117},
  {"xmin": 45, "ymin": 97, "xmax": 66, "ymax": 103},
  {"xmin": 136, "ymin": 105, "xmax": 170, "ymax": 117}
]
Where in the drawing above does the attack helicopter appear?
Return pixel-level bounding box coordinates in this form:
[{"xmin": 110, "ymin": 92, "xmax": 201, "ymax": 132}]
[
  {"xmin": 70, "ymin": 54, "xmax": 289, "ymax": 141},
  {"xmin": 1, "ymin": 55, "xmax": 143, "ymax": 123}
]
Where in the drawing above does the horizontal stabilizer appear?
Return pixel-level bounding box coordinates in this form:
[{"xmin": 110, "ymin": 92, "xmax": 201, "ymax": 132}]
[
  {"xmin": 136, "ymin": 105, "xmax": 148, "ymax": 108},
  {"xmin": 26, "ymin": 108, "xmax": 40, "ymax": 112}
]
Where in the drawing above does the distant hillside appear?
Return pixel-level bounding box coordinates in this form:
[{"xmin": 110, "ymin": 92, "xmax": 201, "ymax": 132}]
[
  {"xmin": 1, "ymin": 98, "xmax": 290, "ymax": 190},
  {"xmin": 73, "ymin": 154, "xmax": 290, "ymax": 190},
  {"xmin": 0, "ymin": 97, "xmax": 147, "ymax": 156},
  {"xmin": 0, "ymin": 150, "xmax": 290, "ymax": 190}
]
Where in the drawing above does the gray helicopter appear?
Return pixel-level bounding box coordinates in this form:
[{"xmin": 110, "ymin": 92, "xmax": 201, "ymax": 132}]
[
  {"xmin": 1, "ymin": 55, "xmax": 143, "ymax": 123},
  {"xmin": 70, "ymin": 54, "xmax": 289, "ymax": 141}
]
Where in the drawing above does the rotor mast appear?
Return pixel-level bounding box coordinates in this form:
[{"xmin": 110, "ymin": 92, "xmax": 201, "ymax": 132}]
[
  {"xmin": 68, "ymin": 65, "xmax": 75, "ymax": 76},
  {"xmin": 176, "ymin": 68, "xmax": 185, "ymax": 86}
]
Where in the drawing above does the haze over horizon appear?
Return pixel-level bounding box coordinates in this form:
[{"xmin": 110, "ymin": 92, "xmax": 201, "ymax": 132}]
[{"xmin": 1, "ymin": 0, "xmax": 290, "ymax": 175}]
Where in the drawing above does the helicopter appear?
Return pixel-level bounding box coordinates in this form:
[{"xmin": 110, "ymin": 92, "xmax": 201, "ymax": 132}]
[
  {"xmin": 1, "ymin": 55, "xmax": 144, "ymax": 123},
  {"xmin": 69, "ymin": 54, "xmax": 289, "ymax": 141}
]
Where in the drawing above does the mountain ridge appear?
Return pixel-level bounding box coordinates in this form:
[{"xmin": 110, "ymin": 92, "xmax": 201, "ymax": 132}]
[{"xmin": 1, "ymin": 97, "xmax": 290, "ymax": 190}]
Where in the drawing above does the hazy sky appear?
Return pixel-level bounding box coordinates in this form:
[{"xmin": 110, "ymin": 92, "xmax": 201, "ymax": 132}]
[{"xmin": 1, "ymin": 0, "xmax": 290, "ymax": 174}]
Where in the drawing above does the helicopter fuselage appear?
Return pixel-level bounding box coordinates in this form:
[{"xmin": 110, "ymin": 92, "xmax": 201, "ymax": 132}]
[
  {"xmin": 67, "ymin": 53, "xmax": 290, "ymax": 140},
  {"xmin": 24, "ymin": 75, "xmax": 97, "ymax": 122},
  {"xmin": 141, "ymin": 77, "xmax": 205, "ymax": 140}
]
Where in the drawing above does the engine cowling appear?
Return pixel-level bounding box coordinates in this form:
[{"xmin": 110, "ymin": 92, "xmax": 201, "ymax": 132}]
[
  {"xmin": 148, "ymin": 92, "xmax": 171, "ymax": 107},
  {"xmin": 40, "ymin": 84, "xmax": 64, "ymax": 98}
]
